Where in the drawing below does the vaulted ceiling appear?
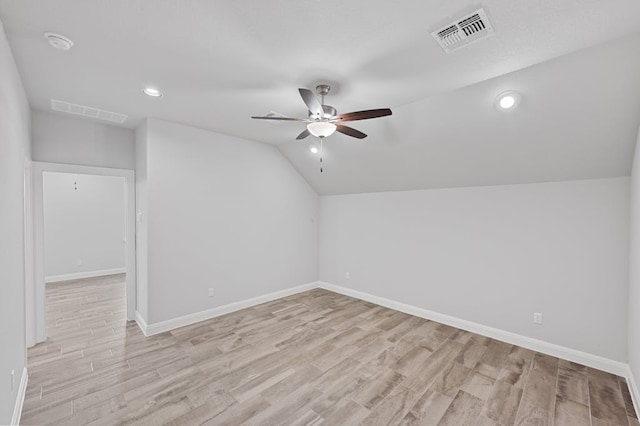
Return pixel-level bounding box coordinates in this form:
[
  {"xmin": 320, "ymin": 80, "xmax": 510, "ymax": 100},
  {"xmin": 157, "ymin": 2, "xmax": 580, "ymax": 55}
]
[{"xmin": 2, "ymin": 0, "xmax": 640, "ymax": 194}]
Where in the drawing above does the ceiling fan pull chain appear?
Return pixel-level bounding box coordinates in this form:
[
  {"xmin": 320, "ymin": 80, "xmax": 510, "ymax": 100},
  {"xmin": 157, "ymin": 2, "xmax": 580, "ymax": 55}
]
[{"xmin": 320, "ymin": 137, "xmax": 324, "ymax": 173}]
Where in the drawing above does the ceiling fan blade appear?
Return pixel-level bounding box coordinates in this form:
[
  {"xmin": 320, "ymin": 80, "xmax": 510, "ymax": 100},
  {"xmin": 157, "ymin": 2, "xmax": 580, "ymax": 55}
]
[
  {"xmin": 296, "ymin": 129, "xmax": 310, "ymax": 140},
  {"xmin": 336, "ymin": 124, "xmax": 367, "ymax": 139},
  {"xmin": 298, "ymin": 88, "xmax": 324, "ymax": 117},
  {"xmin": 334, "ymin": 108, "xmax": 392, "ymax": 122},
  {"xmin": 251, "ymin": 116, "xmax": 307, "ymax": 121}
]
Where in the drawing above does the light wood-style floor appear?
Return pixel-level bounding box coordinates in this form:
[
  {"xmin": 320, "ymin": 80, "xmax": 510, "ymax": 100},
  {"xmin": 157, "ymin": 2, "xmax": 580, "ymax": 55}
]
[{"xmin": 22, "ymin": 274, "xmax": 638, "ymax": 425}]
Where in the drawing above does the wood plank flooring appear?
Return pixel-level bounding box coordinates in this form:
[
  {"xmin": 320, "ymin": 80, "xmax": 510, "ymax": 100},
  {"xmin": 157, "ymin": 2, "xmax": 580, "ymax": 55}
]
[{"xmin": 22, "ymin": 274, "xmax": 638, "ymax": 425}]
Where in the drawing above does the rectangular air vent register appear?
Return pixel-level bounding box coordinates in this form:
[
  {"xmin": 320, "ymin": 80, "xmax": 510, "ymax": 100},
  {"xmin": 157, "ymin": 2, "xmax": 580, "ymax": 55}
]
[
  {"xmin": 431, "ymin": 8, "xmax": 494, "ymax": 53},
  {"xmin": 50, "ymin": 99, "xmax": 128, "ymax": 124}
]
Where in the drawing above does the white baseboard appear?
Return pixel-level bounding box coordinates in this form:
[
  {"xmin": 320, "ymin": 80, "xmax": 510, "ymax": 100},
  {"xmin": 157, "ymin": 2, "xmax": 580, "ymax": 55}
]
[
  {"xmin": 135, "ymin": 311, "xmax": 149, "ymax": 336},
  {"xmin": 11, "ymin": 367, "xmax": 27, "ymax": 426},
  {"xmin": 626, "ymin": 366, "xmax": 640, "ymax": 418},
  {"xmin": 318, "ymin": 281, "xmax": 629, "ymax": 377},
  {"xmin": 45, "ymin": 267, "xmax": 126, "ymax": 283},
  {"xmin": 136, "ymin": 282, "xmax": 319, "ymax": 336}
]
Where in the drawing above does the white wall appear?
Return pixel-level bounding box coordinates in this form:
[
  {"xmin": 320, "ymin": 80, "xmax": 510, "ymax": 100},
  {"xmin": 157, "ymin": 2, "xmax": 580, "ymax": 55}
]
[
  {"xmin": 138, "ymin": 119, "xmax": 319, "ymax": 323},
  {"xmin": 628, "ymin": 131, "xmax": 640, "ymax": 390},
  {"xmin": 0, "ymin": 19, "xmax": 30, "ymax": 425},
  {"xmin": 320, "ymin": 178, "xmax": 630, "ymax": 361},
  {"xmin": 43, "ymin": 172, "xmax": 125, "ymax": 280},
  {"xmin": 32, "ymin": 110, "xmax": 135, "ymax": 169}
]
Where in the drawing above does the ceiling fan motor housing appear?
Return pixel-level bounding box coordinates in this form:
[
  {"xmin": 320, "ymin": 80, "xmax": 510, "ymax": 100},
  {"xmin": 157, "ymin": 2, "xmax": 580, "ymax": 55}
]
[
  {"xmin": 310, "ymin": 105, "xmax": 337, "ymax": 119},
  {"xmin": 316, "ymin": 84, "xmax": 331, "ymax": 96}
]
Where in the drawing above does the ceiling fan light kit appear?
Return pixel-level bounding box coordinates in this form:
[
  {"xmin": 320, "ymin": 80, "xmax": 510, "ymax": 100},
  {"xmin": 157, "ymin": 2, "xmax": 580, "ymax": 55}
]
[{"xmin": 307, "ymin": 121, "xmax": 336, "ymax": 138}]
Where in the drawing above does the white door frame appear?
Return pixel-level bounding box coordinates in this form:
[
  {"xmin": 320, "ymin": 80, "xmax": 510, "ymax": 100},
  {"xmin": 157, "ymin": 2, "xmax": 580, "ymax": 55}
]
[
  {"xmin": 24, "ymin": 158, "xmax": 35, "ymax": 347},
  {"xmin": 32, "ymin": 162, "xmax": 136, "ymax": 343}
]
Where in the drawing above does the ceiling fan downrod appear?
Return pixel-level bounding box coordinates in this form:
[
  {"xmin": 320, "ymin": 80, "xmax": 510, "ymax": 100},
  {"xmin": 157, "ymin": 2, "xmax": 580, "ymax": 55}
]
[{"xmin": 316, "ymin": 84, "xmax": 331, "ymax": 108}]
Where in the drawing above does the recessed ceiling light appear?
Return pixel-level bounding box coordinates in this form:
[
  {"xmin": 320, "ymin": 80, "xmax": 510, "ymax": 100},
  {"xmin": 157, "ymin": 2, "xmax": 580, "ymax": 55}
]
[
  {"xmin": 309, "ymin": 145, "xmax": 319, "ymax": 154},
  {"xmin": 143, "ymin": 87, "xmax": 163, "ymax": 97},
  {"xmin": 499, "ymin": 96, "xmax": 515, "ymax": 109},
  {"xmin": 496, "ymin": 91, "xmax": 521, "ymax": 110},
  {"xmin": 44, "ymin": 32, "xmax": 74, "ymax": 51}
]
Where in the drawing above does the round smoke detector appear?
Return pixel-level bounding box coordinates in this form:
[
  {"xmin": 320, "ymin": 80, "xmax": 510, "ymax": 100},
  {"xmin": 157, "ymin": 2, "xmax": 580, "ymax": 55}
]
[{"xmin": 44, "ymin": 32, "xmax": 74, "ymax": 51}]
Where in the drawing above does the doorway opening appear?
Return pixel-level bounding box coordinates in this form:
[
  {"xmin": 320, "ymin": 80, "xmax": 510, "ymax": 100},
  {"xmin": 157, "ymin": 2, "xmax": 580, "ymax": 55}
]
[{"xmin": 30, "ymin": 163, "xmax": 135, "ymax": 344}]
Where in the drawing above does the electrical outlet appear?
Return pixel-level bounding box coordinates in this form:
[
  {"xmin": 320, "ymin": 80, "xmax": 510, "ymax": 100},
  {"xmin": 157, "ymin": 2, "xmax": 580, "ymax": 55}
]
[
  {"xmin": 533, "ymin": 312, "xmax": 543, "ymax": 325},
  {"xmin": 10, "ymin": 369, "xmax": 14, "ymax": 391},
  {"xmin": 77, "ymin": 258, "xmax": 83, "ymax": 266},
  {"xmin": 345, "ymin": 272, "xmax": 350, "ymax": 280},
  {"xmin": 208, "ymin": 288, "xmax": 214, "ymax": 297}
]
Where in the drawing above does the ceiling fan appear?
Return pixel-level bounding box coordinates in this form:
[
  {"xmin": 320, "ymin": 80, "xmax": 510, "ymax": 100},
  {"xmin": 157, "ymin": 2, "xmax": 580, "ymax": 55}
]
[{"xmin": 251, "ymin": 84, "xmax": 392, "ymax": 140}]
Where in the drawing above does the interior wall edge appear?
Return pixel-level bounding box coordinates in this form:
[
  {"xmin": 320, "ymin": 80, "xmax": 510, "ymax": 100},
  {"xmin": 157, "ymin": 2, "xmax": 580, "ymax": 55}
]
[
  {"xmin": 10, "ymin": 367, "xmax": 27, "ymax": 426},
  {"xmin": 626, "ymin": 364, "xmax": 640, "ymax": 423},
  {"xmin": 627, "ymin": 122, "xmax": 640, "ymax": 422},
  {"xmin": 134, "ymin": 311, "xmax": 149, "ymax": 337}
]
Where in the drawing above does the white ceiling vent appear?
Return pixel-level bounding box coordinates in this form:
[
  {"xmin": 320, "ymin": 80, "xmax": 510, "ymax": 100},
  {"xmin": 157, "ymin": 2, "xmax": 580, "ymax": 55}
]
[
  {"xmin": 432, "ymin": 8, "xmax": 494, "ymax": 53},
  {"xmin": 50, "ymin": 99, "xmax": 128, "ymax": 124}
]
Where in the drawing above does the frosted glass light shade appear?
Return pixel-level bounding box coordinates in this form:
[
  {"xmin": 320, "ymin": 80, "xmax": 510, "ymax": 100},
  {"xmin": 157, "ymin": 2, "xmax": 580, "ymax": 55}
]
[{"xmin": 307, "ymin": 121, "xmax": 337, "ymax": 138}]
